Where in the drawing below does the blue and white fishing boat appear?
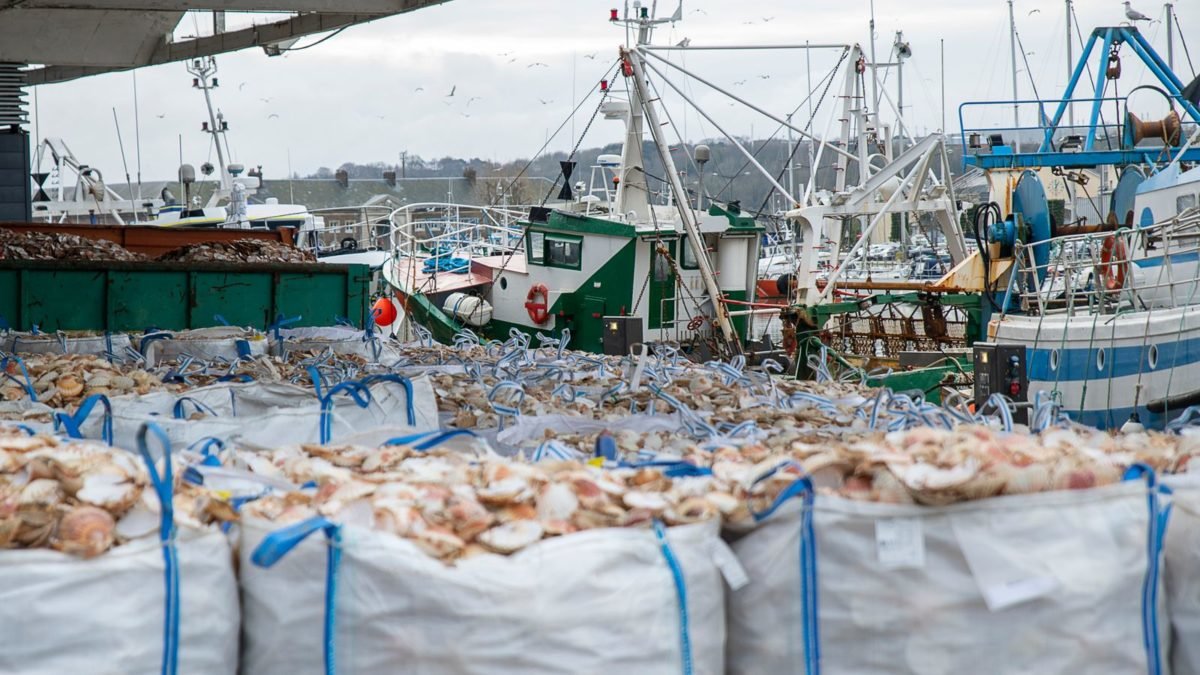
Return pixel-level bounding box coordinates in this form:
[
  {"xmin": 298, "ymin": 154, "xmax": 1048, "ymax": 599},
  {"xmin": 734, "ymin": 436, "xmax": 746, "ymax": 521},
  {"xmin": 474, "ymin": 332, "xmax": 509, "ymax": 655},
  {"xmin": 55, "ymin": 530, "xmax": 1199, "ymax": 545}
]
[{"xmin": 962, "ymin": 24, "xmax": 1200, "ymax": 429}]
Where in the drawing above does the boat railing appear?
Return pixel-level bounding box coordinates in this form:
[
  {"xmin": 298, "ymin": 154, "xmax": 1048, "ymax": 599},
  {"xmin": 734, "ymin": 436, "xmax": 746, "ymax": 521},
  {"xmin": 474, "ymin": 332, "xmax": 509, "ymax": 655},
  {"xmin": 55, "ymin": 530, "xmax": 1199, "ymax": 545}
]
[
  {"xmin": 385, "ymin": 203, "xmax": 527, "ymax": 291},
  {"xmin": 1011, "ymin": 209, "xmax": 1200, "ymax": 316},
  {"xmin": 959, "ymin": 95, "xmax": 1200, "ymax": 163},
  {"xmin": 297, "ymin": 206, "xmax": 396, "ymax": 254}
]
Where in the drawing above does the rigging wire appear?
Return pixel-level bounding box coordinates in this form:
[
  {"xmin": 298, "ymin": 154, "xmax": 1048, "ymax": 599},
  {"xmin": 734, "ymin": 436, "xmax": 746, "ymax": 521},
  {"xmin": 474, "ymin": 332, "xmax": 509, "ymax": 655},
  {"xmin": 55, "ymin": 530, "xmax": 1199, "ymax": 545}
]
[
  {"xmin": 1173, "ymin": 6, "xmax": 1196, "ymax": 79},
  {"xmin": 480, "ymin": 60, "xmax": 622, "ymax": 294},
  {"xmin": 751, "ymin": 48, "xmax": 851, "ymax": 218},
  {"xmin": 689, "ymin": 52, "xmax": 844, "ymax": 213}
]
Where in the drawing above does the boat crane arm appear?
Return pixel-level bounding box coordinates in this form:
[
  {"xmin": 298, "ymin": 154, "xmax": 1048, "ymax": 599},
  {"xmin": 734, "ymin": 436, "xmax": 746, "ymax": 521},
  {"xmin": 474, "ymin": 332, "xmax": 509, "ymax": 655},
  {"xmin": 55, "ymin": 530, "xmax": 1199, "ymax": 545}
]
[{"xmin": 623, "ymin": 47, "xmax": 743, "ymax": 356}]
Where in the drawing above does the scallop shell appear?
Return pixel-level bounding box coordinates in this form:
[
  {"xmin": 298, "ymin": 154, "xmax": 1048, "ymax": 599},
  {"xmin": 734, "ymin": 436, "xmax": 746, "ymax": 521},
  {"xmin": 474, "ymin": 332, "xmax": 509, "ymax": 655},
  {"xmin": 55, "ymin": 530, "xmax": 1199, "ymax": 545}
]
[
  {"xmin": 18, "ymin": 478, "xmax": 63, "ymax": 506},
  {"xmin": 76, "ymin": 471, "xmax": 141, "ymax": 514},
  {"xmin": 477, "ymin": 519, "xmax": 544, "ymax": 554},
  {"xmin": 411, "ymin": 526, "xmax": 466, "ymax": 559},
  {"xmin": 54, "ymin": 505, "xmax": 116, "ymax": 558}
]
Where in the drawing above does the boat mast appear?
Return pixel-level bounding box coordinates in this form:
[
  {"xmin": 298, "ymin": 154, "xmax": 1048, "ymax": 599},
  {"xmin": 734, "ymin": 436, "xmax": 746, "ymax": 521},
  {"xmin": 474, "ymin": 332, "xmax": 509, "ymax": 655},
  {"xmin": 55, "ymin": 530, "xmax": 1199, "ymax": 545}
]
[
  {"xmin": 1066, "ymin": 0, "xmax": 1074, "ymax": 128},
  {"xmin": 622, "ymin": 12, "xmax": 742, "ymax": 354},
  {"xmin": 1008, "ymin": 0, "xmax": 1020, "ymax": 132},
  {"xmin": 869, "ymin": 0, "xmax": 880, "ymax": 115},
  {"xmin": 1166, "ymin": 2, "xmax": 1174, "ymax": 71},
  {"xmin": 187, "ymin": 57, "xmax": 230, "ymax": 193},
  {"xmin": 613, "ymin": 2, "xmax": 654, "ymax": 222}
]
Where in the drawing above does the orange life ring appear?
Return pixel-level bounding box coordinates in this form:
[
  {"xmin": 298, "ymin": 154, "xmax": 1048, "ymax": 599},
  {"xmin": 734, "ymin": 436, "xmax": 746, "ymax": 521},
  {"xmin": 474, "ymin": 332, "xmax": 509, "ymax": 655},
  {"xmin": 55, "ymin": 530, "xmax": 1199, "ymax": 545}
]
[
  {"xmin": 525, "ymin": 284, "xmax": 551, "ymax": 325},
  {"xmin": 1099, "ymin": 236, "xmax": 1128, "ymax": 291}
]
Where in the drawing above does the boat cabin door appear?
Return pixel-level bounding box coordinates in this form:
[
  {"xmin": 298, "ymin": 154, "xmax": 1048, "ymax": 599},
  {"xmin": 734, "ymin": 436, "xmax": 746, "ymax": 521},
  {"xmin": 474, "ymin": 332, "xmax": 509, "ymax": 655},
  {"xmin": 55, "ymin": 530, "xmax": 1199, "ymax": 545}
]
[{"xmin": 648, "ymin": 239, "xmax": 677, "ymax": 332}]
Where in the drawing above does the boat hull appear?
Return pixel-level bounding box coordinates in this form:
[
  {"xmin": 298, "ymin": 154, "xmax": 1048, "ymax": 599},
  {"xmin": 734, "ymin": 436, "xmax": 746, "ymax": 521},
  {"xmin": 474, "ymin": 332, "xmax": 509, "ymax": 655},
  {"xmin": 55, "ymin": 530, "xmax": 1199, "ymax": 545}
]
[{"xmin": 992, "ymin": 306, "xmax": 1200, "ymax": 429}]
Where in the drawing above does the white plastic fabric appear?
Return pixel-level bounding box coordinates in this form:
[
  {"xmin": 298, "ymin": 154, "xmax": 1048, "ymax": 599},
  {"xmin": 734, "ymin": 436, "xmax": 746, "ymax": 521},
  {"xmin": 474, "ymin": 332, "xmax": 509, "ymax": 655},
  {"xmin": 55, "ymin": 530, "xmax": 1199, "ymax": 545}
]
[
  {"xmin": 272, "ymin": 326, "xmax": 403, "ymax": 366},
  {"xmin": 495, "ymin": 412, "xmax": 684, "ymax": 448},
  {"xmin": 726, "ymin": 483, "xmax": 1165, "ymax": 675},
  {"xmin": 79, "ymin": 377, "xmax": 440, "ymax": 451},
  {"xmin": 2, "ymin": 332, "xmax": 133, "ymax": 357},
  {"xmin": 1166, "ymin": 474, "xmax": 1200, "ymax": 675},
  {"xmin": 0, "ymin": 527, "xmax": 239, "ymax": 675},
  {"xmin": 142, "ymin": 327, "xmax": 268, "ymax": 367},
  {"xmin": 240, "ymin": 517, "xmax": 727, "ymax": 675}
]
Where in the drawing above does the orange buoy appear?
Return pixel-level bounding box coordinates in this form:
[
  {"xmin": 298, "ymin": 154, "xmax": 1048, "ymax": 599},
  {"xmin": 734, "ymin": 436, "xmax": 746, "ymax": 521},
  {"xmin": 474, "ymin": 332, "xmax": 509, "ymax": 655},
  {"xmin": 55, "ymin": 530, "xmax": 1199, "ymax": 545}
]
[{"xmin": 372, "ymin": 296, "xmax": 398, "ymax": 326}]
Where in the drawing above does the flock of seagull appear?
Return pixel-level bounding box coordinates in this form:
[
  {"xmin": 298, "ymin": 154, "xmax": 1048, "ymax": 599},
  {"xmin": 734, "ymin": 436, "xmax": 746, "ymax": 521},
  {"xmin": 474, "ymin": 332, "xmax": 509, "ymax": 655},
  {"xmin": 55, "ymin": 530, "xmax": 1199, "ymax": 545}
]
[{"xmin": 150, "ymin": 2, "xmax": 1164, "ymax": 126}]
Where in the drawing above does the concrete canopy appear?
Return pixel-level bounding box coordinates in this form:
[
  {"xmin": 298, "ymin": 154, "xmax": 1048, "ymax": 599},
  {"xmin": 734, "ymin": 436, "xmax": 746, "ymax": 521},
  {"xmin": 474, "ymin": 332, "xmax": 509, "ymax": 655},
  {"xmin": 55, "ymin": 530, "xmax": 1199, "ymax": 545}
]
[{"xmin": 0, "ymin": 0, "xmax": 450, "ymax": 85}]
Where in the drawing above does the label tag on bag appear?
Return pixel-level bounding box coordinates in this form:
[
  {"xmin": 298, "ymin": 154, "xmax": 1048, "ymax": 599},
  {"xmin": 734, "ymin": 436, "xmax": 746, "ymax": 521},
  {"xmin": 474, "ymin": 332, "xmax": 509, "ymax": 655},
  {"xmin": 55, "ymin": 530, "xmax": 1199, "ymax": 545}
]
[{"xmin": 876, "ymin": 517, "xmax": 925, "ymax": 570}]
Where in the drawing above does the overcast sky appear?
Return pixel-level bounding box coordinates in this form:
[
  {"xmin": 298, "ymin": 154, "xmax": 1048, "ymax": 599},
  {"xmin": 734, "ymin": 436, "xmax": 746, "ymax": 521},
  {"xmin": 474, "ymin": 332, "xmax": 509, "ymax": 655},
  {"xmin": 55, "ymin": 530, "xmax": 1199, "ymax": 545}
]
[{"xmin": 25, "ymin": 0, "xmax": 1200, "ymax": 182}]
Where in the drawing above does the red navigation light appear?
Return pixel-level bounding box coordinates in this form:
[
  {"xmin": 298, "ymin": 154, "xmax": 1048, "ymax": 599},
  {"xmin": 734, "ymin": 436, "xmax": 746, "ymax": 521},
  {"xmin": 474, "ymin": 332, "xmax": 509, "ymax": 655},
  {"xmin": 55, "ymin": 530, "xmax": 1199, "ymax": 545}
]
[
  {"xmin": 609, "ymin": 8, "xmax": 619, "ymax": 20},
  {"xmin": 600, "ymin": 79, "xmax": 609, "ymax": 92}
]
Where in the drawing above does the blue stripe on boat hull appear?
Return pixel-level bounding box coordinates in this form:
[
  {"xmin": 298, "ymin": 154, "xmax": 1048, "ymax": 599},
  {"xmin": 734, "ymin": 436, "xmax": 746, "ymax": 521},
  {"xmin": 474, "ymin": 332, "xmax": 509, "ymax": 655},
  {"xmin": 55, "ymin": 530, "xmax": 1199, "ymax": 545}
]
[{"xmin": 1026, "ymin": 337, "xmax": 1200, "ymax": 382}]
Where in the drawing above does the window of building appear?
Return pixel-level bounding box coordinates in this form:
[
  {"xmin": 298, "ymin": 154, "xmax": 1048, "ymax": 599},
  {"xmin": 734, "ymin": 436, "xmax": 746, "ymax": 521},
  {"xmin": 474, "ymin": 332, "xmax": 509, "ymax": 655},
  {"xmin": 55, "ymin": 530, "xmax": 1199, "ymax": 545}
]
[{"xmin": 545, "ymin": 234, "xmax": 583, "ymax": 269}]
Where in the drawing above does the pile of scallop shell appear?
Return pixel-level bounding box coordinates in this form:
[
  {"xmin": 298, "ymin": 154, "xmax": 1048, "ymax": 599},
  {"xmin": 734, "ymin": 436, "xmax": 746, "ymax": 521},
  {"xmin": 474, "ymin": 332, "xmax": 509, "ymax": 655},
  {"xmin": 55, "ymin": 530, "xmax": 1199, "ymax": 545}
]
[
  {"xmin": 0, "ymin": 430, "xmax": 236, "ymax": 558},
  {"xmin": 1, "ymin": 354, "xmax": 166, "ymax": 407},
  {"xmin": 239, "ymin": 443, "xmax": 727, "ymax": 563},
  {"xmin": 0, "ymin": 228, "xmax": 145, "ymax": 262},
  {"xmin": 157, "ymin": 239, "xmax": 316, "ymax": 264},
  {"xmin": 432, "ymin": 365, "xmax": 871, "ymax": 431},
  {"xmin": 622, "ymin": 424, "xmax": 1200, "ymax": 511}
]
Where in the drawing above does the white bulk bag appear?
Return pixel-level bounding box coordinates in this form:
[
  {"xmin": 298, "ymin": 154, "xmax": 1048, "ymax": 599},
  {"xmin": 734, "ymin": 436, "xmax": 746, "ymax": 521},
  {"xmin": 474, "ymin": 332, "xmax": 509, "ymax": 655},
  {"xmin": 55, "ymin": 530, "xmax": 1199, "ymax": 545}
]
[
  {"xmin": 3, "ymin": 331, "xmax": 133, "ymax": 358},
  {"xmin": 726, "ymin": 478, "xmax": 1167, "ymax": 675},
  {"xmin": 77, "ymin": 376, "xmax": 441, "ymax": 451},
  {"xmin": 495, "ymin": 412, "xmax": 683, "ymax": 449},
  {"xmin": 272, "ymin": 326, "xmax": 403, "ymax": 366},
  {"xmin": 141, "ymin": 327, "xmax": 268, "ymax": 367},
  {"xmin": 1166, "ymin": 474, "xmax": 1200, "ymax": 675},
  {"xmin": 0, "ymin": 528, "xmax": 239, "ymax": 675},
  {"xmin": 240, "ymin": 517, "xmax": 728, "ymax": 675},
  {"xmin": 0, "ymin": 422, "xmax": 239, "ymax": 675}
]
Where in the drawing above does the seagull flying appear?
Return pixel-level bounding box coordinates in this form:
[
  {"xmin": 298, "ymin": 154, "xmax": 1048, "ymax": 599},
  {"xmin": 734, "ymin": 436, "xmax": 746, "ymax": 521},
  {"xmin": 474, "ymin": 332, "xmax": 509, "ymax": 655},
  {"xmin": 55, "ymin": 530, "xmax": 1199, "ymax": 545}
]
[
  {"xmin": 467, "ymin": 96, "xmax": 483, "ymax": 106},
  {"xmin": 1028, "ymin": 8, "xmax": 1041, "ymax": 15},
  {"xmin": 538, "ymin": 98, "xmax": 554, "ymax": 105},
  {"xmin": 497, "ymin": 51, "xmax": 512, "ymax": 57},
  {"xmin": 446, "ymin": 85, "xmax": 456, "ymax": 97},
  {"xmin": 528, "ymin": 62, "xmax": 549, "ymax": 68},
  {"xmin": 758, "ymin": 74, "xmax": 771, "ymax": 80},
  {"xmin": 583, "ymin": 53, "xmax": 598, "ymax": 60},
  {"xmin": 508, "ymin": 57, "xmax": 518, "ymax": 63},
  {"xmin": 762, "ymin": 16, "xmax": 775, "ymax": 22},
  {"xmin": 414, "ymin": 86, "xmax": 424, "ymax": 92},
  {"xmin": 690, "ymin": 8, "xmax": 706, "ymax": 14},
  {"xmin": 238, "ymin": 82, "xmax": 248, "ymax": 91},
  {"xmin": 733, "ymin": 79, "xmax": 747, "ymax": 86},
  {"xmin": 155, "ymin": 113, "xmax": 166, "ymax": 119},
  {"xmin": 259, "ymin": 97, "xmax": 272, "ymax": 103},
  {"xmin": 268, "ymin": 114, "xmax": 280, "ymax": 119},
  {"xmin": 1124, "ymin": 1, "xmax": 1152, "ymax": 22}
]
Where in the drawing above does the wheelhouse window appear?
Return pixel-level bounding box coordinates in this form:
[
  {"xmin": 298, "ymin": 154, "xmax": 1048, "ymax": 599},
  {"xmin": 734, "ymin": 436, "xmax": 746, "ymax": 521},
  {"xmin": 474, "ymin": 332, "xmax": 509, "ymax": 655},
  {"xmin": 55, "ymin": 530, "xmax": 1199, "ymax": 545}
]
[
  {"xmin": 681, "ymin": 234, "xmax": 717, "ymax": 269},
  {"xmin": 545, "ymin": 233, "xmax": 583, "ymax": 270},
  {"xmin": 527, "ymin": 231, "xmax": 546, "ymax": 264},
  {"xmin": 1177, "ymin": 194, "xmax": 1197, "ymax": 213}
]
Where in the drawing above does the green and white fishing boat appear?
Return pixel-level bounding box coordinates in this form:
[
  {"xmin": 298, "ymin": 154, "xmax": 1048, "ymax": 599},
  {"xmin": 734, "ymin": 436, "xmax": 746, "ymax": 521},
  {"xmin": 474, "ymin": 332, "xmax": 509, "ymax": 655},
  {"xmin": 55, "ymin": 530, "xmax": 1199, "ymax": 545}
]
[{"xmin": 383, "ymin": 11, "xmax": 763, "ymax": 357}]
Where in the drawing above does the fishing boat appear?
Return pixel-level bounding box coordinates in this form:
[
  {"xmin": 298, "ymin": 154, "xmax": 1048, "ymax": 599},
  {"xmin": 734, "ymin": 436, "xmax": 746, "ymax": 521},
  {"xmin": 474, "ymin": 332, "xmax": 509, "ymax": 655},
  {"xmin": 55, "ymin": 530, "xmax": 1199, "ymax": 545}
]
[
  {"xmin": 383, "ymin": 8, "xmax": 764, "ymax": 358},
  {"xmin": 31, "ymin": 57, "xmax": 325, "ymax": 238},
  {"xmin": 961, "ymin": 24, "xmax": 1200, "ymax": 429}
]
